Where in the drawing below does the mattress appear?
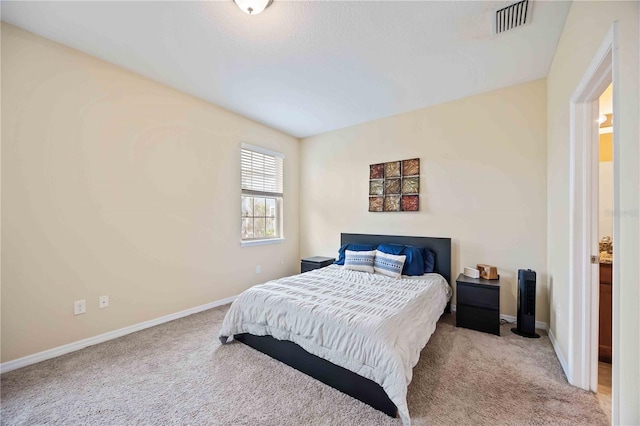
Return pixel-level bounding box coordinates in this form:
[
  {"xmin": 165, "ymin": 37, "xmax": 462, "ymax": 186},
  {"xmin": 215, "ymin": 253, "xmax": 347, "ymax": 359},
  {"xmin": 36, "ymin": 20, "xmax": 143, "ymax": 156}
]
[{"xmin": 218, "ymin": 264, "xmax": 451, "ymax": 425}]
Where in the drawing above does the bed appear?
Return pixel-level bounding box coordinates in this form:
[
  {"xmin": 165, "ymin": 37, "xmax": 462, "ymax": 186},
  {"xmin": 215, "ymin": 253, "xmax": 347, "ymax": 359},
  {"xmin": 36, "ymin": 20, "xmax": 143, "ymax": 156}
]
[{"xmin": 218, "ymin": 233, "xmax": 452, "ymax": 425}]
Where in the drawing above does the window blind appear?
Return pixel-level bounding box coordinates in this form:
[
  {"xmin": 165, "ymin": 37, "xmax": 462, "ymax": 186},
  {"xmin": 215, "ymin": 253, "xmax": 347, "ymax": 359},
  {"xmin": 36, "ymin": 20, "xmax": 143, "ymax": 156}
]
[{"xmin": 241, "ymin": 147, "xmax": 284, "ymax": 197}]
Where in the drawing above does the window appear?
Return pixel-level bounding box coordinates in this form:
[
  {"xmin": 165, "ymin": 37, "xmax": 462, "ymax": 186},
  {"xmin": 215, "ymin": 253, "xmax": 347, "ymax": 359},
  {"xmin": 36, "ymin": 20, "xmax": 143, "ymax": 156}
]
[{"xmin": 241, "ymin": 144, "xmax": 284, "ymax": 245}]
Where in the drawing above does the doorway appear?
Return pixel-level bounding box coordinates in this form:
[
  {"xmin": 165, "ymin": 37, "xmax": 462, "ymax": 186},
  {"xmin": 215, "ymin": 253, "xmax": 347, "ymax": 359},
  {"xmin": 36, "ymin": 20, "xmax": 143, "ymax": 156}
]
[
  {"xmin": 567, "ymin": 23, "xmax": 619, "ymax": 425},
  {"xmin": 596, "ymin": 84, "xmax": 613, "ymax": 423}
]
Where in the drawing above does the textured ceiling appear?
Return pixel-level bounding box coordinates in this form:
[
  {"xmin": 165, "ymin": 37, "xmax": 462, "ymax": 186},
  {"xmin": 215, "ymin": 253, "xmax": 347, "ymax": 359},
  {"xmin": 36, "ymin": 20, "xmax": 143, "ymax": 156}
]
[{"xmin": 1, "ymin": 1, "xmax": 571, "ymax": 138}]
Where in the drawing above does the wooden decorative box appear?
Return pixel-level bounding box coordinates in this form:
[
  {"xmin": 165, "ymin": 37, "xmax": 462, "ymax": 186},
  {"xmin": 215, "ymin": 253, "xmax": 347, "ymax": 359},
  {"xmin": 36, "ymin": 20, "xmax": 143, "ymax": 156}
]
[{"xmin": 476, "ymin": 264, "xmax": 499, "ymax": 280}]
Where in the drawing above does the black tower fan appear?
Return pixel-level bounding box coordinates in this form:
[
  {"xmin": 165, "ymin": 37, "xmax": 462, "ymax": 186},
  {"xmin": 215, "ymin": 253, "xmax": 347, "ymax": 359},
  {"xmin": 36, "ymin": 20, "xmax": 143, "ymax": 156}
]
[{"xmin": 511, "ymin": 269, "xmax": 540, "ymax": 338}]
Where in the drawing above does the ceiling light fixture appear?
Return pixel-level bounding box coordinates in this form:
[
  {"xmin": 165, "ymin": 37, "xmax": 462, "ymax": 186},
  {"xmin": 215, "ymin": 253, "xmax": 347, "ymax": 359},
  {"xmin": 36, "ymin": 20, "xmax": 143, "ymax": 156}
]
[{"xmin": 234, "ymin": 0, "xmax": 273, "ymax": 15}]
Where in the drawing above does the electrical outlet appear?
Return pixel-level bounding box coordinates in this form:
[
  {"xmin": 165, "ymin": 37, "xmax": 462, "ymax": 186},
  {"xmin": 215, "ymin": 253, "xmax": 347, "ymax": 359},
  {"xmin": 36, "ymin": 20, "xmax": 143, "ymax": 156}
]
[
  {"xmin": 74, "ymin": 300, "xmax": 86, "ymax": 315},
  {"xmin": 256, "ymin": 265, "xmax": 261, "ymax": 274},
  {"xmin": 99, "ymin": 295, "xmax": 109, "ymax": 309}
]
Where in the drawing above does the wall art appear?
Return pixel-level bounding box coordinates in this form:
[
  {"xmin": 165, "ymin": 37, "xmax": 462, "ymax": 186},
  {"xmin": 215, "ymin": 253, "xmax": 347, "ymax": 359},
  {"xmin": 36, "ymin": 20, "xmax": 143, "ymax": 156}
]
[{"xmin": 369, "ymin": 158, "xmax": 420, "ymax": 212}]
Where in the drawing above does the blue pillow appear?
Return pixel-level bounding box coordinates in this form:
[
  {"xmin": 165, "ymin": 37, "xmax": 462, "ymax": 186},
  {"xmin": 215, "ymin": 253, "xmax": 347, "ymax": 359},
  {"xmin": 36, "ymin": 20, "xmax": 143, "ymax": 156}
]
[
  {"xmin": 377, "ymin": 244, "xmax": 425, "ymax": 276},
  {"xmin": 376, "ymin": 243, "xmax": 404, "ymax": 255},
  {"xmin": 402, "ymin": 246, "xmax": 426, "ymax": 276},
  {"xmin": 334, "ymin": 243, "xmax": 376, "ymax": 265},
  {"xmin": 422, "ymin": 248, "xmax": 436, "ymax": 273}
]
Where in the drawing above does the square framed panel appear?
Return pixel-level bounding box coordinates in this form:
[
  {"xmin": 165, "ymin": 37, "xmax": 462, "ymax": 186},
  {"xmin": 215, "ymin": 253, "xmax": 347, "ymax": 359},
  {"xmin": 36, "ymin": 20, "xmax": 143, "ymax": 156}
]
[
  {"xmin": 402, "ymin": 177, "xmax": 420, "ymax": 194},
  {"xmin": 401, "ymin": 195, "xmax": 419, "ymax": 211},
  {"xmin": 384, "ymin": 161, "xmax": 401, "ymax": 178},
  {"xmin": 370, "ymin": 163, "xmax": 384, "ymax": 179},
  {"xmin": 369, "ymin": 179, "xmax": 384, "ymax": 196},
  {"xmin": 369, "ymin": 196, "xmax": 384, "ymax": 212},
  {"xmin": 384, "ymin": 178, "xmax": 401, "ymax": 195},
  {"xmin": 383, "ymin": 195, "xmax": 401, "ymax": 212},
  {"xmin": 402, "ymin": 158, "xmax": 420, "ymax": 176}
]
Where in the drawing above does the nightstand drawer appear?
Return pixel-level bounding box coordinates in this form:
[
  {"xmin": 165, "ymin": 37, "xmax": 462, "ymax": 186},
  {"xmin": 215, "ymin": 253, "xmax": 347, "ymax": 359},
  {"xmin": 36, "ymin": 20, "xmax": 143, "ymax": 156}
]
[
  {"xmin": 457, "ymin": 283, "xmax": 499, "ymax": 310},
  {"xmin": 457, "ymin": 304, "xmax": 500, "ymax": 336},
  {"xmin": 301, "ymin": 261, "xmax": 320, "ymax": 273},
  {"xmin": 301, "ymin": 256, "xmax": 335, "ymax": 273}
]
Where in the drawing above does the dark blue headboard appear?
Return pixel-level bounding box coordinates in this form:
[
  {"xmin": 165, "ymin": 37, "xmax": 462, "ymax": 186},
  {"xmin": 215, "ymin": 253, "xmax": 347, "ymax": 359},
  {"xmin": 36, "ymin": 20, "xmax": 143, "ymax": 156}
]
[{"xmin": 340, "ymin": 233, "xmax": 452, "ymax": 284}]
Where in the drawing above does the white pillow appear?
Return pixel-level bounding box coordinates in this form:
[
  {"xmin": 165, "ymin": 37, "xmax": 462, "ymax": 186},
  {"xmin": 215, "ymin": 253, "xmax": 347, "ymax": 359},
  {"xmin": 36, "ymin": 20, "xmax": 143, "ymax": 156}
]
[
  {"xmin": 343, "ymin": 250, "xmax": 376, "ymax": 273},
  {"xmin": 374, "ymin": 250, "xmax": 406, "ymax": 278}
]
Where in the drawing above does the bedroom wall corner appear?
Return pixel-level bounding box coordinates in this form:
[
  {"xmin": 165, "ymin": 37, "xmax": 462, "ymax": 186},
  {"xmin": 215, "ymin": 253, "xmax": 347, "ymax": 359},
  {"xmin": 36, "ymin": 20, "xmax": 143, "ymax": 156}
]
[
  {"xmin": 0, "ymin": 23, "xmax": 300, "ymax": 363},
  {"xmin": 299, "ymin": 79, "xmax": 548, "ymax": 324}
]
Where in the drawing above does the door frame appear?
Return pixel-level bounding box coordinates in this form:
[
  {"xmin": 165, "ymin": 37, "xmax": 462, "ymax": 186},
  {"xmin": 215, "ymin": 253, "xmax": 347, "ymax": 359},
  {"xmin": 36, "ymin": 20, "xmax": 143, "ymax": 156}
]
[{"xmin": 568, "ymin": 23, "xmax": 619, "ymax": 419}]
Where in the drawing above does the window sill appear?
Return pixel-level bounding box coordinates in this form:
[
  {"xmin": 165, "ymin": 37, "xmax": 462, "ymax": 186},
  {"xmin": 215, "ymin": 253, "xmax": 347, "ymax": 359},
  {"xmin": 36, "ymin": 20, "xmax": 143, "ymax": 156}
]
[{"xmin": 240, "ymin": 238, "xmax": 285, "ymax": 247}]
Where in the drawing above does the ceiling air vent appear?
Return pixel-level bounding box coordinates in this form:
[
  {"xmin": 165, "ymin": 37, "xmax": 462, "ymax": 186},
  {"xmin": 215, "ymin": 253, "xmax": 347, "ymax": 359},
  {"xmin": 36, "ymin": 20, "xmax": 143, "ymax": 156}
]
[{"xmin": 495, "ymin": 0, "xmax": 530, "ymax": 34}]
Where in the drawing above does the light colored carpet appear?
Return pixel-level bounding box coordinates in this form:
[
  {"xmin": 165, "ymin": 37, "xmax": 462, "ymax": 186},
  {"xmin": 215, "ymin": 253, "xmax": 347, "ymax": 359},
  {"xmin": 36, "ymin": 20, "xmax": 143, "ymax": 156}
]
[{"xmin": 1, "ymin": 305, "xmax": 608, "ymax": 425}]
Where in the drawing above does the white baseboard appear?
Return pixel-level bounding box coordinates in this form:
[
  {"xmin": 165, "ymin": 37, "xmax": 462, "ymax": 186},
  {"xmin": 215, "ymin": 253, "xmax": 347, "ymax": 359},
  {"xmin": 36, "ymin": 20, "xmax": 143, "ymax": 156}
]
[
  {"xmin": 449, "ymin": 304, "xmax": 549, "ymax": 331},
  {"xmin": 499, "ymin": 314, "xmax": 549, "ymax": 332},
  {"xmin": 548, "ymin": 328, "xmax": 569, "ymax": 379},
  {"xmin": 0, "ymin": 295, "xmax": 237, "ymax": 374}
]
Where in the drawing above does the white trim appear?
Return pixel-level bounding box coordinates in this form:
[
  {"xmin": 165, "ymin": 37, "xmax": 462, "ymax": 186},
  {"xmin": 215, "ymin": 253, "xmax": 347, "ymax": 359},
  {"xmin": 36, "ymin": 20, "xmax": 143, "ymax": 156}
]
[
  {"xmin": 570, "ymin": 26, "xmax": 614, "ymax": 104},
  {"xmin": 241, "ymin": 142, "xmax": 285, "ymax": 159},
  {"xmin": 610, "ymin": 25, "xmax": 621, "ymax": 426},
  {"xmin": 499, "ymin": 313, "xmax": 548, "ymax": 332},
  {"xmin": 549, "ymin": 328, "xmax": 570, "ymax": 379},
  {"xmin": 567, "ymin": 24, "xmax": 618, "ymax": 398},
  {"xmin": 449, "ymin": 305, "xmax": 548, "ymax": 332},
  {"xmin": 0, "ymin": 295, "xmax": 238, "ymax": 375},
  {"xmin": 240, "ymin": 237, "xmax": 285, "ymax": 247}
]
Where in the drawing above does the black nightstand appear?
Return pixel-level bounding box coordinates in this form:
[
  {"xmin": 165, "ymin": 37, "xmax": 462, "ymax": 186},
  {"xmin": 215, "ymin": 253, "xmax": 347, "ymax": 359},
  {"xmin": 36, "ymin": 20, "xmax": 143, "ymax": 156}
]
[
  {"xmin": 456, "ymin": 273, "xmax": 501, "ymax": 336},
  {"xmin": 301, "ymin": 256, "xmax": 335, "ymax": 273}
]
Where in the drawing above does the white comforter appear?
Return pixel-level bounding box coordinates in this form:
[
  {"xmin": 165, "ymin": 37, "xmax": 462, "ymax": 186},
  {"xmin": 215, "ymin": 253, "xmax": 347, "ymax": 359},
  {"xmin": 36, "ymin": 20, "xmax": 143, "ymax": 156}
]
[{"xmin": 218, "ymin": 265, "xmax": 451, "ymax": 425}]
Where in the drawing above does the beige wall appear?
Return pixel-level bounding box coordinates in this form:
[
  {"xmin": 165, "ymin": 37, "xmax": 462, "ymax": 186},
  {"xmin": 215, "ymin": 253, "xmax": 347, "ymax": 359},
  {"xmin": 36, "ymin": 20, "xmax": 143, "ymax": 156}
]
[
  {"xmin": 599, "ymin": 132, "xmax": 613, "ymax": 241},
  {"xmin": 546, "ymin": 1, "xmax": 639, "ymax": 423},
  {"xmin": 300, "ymin": 79, "xmax": 548, "ymax": 322},
  {"xmin": 0, "ymin": 23, "xmax": 300, "ymax": 363},
  {"xmin": 599, "ymin": 160, "xmax": 613, "ymax": 241},
  {"xmin": 599, "ymin": 133, "xmax": 613, "ymax": 162}
]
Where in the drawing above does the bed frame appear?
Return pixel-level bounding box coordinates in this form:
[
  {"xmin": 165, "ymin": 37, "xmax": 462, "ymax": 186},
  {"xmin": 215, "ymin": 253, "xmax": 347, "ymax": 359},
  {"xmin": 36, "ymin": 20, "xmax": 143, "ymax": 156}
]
[{"xmin": 234, "ymin": 233, "xmax": 452, "ymax": 418}]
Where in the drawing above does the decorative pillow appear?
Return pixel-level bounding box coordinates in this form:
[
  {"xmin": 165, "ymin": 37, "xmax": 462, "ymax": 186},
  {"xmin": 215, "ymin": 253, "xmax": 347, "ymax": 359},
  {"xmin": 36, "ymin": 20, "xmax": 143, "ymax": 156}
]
[
  {"xmin": 374, "ymin": 250, "xmax": 406, "ymax": 278},
  {"xmin": 343, "ymin": 250, "xmax": 376, "ymax": 273},
  {"xmin": 377, "ymin": 243, "xmax": 425, "ymax": 276},
  {"xmin": 402, "ymin": 246, "xmax": 425, "ymax": 276},
  {"xmin": 376, "ymin": 243, "xmax": 405, "ymax": 256},
  {"xmin": 422, "ymin": 248, "xmax": 437, "ymax": 273},
  {"xmin": 334, "ymin": 243, "xmax": 376, "ymax": 265}
]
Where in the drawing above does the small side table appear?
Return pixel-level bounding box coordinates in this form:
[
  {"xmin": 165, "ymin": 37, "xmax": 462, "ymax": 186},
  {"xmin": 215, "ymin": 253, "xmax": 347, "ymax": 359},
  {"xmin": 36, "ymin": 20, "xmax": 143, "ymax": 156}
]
[
  {"xmin": 301, "ymin": 256, "xmax": 335, "ymax": 273},
  {"xmin": 456, "ymin": 273, "xmax": 501, "ymax": 336}
]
